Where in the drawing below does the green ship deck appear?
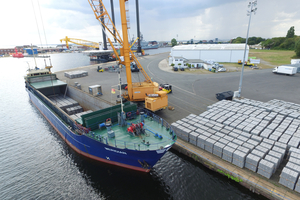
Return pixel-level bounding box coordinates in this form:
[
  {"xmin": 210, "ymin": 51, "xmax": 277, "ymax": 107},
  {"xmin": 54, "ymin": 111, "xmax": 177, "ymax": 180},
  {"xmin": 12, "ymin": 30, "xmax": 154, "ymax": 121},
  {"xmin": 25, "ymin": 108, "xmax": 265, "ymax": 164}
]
[{"xmin": 85, "ymin": 117, "xmax": 176, "ymax": 151}]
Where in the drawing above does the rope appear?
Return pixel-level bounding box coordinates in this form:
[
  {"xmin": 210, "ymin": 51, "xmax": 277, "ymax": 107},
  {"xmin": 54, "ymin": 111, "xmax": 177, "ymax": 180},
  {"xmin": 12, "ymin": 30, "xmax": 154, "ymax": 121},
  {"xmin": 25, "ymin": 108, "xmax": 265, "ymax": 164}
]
[{"xmin": 31, "ymin": 0, "xmax": 43, "ymax": 49}]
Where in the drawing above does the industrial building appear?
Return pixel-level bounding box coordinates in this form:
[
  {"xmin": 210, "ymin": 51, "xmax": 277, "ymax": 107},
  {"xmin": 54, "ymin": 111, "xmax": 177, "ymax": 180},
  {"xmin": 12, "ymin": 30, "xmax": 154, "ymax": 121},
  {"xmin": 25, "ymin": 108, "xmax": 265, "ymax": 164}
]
[{"xmin": 169, "ymin": 44, "xmax": 248, "ymax": 66}]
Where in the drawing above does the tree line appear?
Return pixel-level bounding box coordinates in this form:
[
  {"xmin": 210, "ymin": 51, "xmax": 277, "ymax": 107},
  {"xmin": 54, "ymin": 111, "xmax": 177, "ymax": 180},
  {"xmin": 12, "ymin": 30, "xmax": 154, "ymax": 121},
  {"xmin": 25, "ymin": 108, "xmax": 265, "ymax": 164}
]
[
  {"xmin": 231, "ymin": 26, "xmax": 300, "ymax": 57},
  {"xmin": 170, "ymin": 27, "xmax": 300, "ymax": 57}
]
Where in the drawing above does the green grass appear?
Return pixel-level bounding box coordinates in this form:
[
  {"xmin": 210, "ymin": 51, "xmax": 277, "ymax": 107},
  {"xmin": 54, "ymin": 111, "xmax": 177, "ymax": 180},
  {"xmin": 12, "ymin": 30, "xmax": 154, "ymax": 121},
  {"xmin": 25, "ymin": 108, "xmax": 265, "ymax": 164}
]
[{"xmin": 249, "ymin": 49, "xmax": 295, "ymax": 66}]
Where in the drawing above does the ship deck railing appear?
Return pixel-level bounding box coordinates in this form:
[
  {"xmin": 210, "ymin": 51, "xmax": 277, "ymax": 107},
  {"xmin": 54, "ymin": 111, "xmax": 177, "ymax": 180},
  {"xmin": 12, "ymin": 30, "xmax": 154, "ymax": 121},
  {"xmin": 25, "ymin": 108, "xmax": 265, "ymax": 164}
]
[{"xmin": 82, "ymin": 109, "xmax": 177, "ymax": 151}]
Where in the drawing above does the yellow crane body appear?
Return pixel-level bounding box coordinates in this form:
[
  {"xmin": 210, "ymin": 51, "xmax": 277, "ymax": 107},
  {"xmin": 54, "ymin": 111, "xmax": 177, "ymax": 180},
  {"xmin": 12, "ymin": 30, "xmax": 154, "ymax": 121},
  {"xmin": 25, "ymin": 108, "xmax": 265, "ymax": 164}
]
[
  {"xmin": 88, "ymin": 0, "xmax": 168, "ymax": 111},
  {"xmin": 145, "ymin": 91, "xmax": 168, "ymax": 112},
  {"xmin": 60, "ymin": 36, "xmax": 99, "ymax": 49}
]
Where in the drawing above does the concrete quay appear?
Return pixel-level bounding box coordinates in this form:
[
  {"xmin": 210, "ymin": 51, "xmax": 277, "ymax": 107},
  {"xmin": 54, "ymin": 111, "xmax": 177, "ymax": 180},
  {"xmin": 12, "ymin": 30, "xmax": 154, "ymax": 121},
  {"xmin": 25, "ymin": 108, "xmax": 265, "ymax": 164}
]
[{"xmin": 173, "ymin": 138, "xmax": 300, "ymax": 200}]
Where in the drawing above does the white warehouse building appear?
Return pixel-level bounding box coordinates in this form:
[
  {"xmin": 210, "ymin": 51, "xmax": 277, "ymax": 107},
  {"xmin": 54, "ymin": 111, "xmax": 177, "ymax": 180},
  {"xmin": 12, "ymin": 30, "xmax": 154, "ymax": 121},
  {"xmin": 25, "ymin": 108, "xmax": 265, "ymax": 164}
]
[{"xmin": 170, "ymin": 44, "xmax": 249, "ymax": 64}]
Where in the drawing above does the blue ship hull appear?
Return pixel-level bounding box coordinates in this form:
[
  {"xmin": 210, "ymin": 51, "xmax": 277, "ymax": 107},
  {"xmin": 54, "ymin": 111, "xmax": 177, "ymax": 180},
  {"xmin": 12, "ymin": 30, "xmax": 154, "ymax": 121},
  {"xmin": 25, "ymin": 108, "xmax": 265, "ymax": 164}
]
[{"xmin": 26, "ymin": 89, "xmax": 172, "ymax": 172}]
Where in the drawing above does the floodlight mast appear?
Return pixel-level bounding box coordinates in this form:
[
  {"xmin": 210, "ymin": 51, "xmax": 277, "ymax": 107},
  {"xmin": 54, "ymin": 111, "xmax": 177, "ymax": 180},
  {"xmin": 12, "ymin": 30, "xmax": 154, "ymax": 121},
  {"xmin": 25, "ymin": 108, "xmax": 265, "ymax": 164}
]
[{"xmin": 237, "ymin": 0, "xmax": 257, "ymax": 98}]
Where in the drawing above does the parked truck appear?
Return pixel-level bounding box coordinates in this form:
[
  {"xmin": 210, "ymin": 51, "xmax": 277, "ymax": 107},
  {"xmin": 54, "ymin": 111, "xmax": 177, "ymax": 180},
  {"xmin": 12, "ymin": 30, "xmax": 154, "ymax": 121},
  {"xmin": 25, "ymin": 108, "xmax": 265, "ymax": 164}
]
[{"xmin": 272, "ymin": 66, "xmax": 297, "ymax": 75}]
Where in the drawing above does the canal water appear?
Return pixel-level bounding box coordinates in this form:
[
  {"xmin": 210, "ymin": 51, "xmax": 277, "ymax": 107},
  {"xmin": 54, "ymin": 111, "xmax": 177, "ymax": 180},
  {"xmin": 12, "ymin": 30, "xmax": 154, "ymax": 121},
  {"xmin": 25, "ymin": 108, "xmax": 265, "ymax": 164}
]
[{"xmin": 0, "ymin": 51, "xmax": 268, "ymax": 200}]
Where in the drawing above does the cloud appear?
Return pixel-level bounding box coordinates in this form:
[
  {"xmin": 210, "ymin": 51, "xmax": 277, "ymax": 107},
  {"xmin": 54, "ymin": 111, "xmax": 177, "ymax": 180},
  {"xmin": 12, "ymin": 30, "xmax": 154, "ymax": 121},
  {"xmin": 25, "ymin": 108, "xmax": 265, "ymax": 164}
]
[{"xmin": 1, "ymin": 0, "xmax": 300, "ymax": 47}]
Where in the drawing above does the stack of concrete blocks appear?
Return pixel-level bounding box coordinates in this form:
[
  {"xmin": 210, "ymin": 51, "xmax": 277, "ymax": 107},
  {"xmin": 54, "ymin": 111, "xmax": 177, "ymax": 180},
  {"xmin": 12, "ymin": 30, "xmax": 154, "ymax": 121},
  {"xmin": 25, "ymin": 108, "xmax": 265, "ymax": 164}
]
[
  {"xmin": 49, "ymin": 95, "xmax": 79, "ymax": 111},
  {"xmin": 213, "ymin": 142, "xmax": 226, "ymax": 158},
  {"xmin": 48, "ymin": 94, "xmax": 92, "ymax": 119},
  {"xmin": 64, "ymin": 70, "xmax": 88, "ymax": 79},
  {"xmin": 279, "ymin": 167, "xmax": 299, "ymax": 190},
  {"xmin": 278, "ymin": 152, "xmax": 300, "ymax": 191},
  {"xmin": 292, "ymin": 152, "xmax": 300, "ymax": 193},
  {"xmin": 232, "ymin": 150, "xmax": 247, "ymax": 168},
  {"xmin": 245, "ymin": 154, "xmax": 261, "ymax": 172},
  {"xmin": 295, "ymin": 178, "xmax": 300, "ymax": 193},
  {"xmin": 257, "ymin": 159, "xmax": 275, "ymax": 179},
  {"xmin": 66, "ymin": 105, "xmax": 83, "ymax": 115},
  {"xmin": 171, "ymin": 98, "xmax": 300, "ymax": 184},
  {"xmin": 222, "ymin": 146, "xmax": 235, "ymax": 163},
  {"xmin": 70, "ymin": 110, "xmax": 93, "ymax": 120}
]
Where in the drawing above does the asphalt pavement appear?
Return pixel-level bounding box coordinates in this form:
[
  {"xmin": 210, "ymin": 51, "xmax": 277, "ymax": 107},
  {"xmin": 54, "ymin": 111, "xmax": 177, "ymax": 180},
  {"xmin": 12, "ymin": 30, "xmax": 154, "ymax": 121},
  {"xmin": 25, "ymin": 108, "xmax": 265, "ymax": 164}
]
[{"xmin": 56, "ymin": 52, "xmax": 300, "ymax": 124}]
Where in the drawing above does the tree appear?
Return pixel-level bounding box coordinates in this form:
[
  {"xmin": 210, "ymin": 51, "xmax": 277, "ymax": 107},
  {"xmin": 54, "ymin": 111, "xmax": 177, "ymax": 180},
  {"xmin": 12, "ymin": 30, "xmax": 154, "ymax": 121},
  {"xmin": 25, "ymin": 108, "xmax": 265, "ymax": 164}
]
[
  {"xmin": 231, "ymin": 37, "xmax": 246, "ymax": 43},
  {"xmin": 171, "ymin": 38, "xmax": 177, "ymax": 47},
  {"xmin": 286, "ymin": 26, "xmax": 295, "ymax": 38},
  {"xmin": 295, "ymin": 39, "xmax": 300, "ymax": 57}
]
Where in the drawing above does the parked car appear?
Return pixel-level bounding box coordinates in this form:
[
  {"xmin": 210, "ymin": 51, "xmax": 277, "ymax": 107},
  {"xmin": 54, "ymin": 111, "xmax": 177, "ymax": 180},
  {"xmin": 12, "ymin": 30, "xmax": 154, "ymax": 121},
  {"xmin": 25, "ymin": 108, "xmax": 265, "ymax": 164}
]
[
  {"xmin": 131, "ymin": 64, "xmax": 139, "ymax": 72},
  {"xmin": 173, "ymin": 67, "xmax": 178, "ymax": 71},
  {"xmin": 218, "ymin": 67, "xmax": 227, "ymax": 72}
]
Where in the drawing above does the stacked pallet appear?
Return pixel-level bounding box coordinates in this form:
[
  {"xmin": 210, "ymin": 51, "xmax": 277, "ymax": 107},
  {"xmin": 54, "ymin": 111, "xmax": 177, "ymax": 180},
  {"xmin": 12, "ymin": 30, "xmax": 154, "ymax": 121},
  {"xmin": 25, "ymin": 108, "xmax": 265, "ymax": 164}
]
[
  {"xmin": 278, "ymin": 152, "xmax": 300, "ymax": 191},
  {"xmin": 69, "ymin": 110, "xmax": 93, "ymax": 120},
  {"xmin": 48, "ymin": 95, "xmax": 83, "ymax": 116},
  {"xmin": 245, "ymin": 154, "xmax": 261, "ymax": 172},
  {"xmin": 232, "ymin": 150, "xmax": 247, "ymax": 168},
  {"xmin": 172, "ymin": 98, "xmax": 300, "ymax": 183},
  {"xmin": 257, "ymin": 159, "xmax": 275, "ymax": 179},
  {"xmin": 66, "ymin": 106, "xmax": 83, "ymax": 115},
  {"xmin": 64, "ymin": 70, "xmax": 88, "ymax": 79},
  {"xmin": 279, "ymin": 167, "xmax": 299, "ymax": 190}
]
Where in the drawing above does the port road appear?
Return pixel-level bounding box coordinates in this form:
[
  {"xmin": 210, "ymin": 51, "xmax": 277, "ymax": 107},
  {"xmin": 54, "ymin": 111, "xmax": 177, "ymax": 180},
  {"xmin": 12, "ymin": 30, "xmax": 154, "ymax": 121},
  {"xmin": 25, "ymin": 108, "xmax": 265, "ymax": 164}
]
[
  {"xmin": 137, "ymin": 52, "xmax": 300, "ymax": 123},
  {"xmin": 56, "ymin": 52, "xmax": 300, "ymax": 124}
]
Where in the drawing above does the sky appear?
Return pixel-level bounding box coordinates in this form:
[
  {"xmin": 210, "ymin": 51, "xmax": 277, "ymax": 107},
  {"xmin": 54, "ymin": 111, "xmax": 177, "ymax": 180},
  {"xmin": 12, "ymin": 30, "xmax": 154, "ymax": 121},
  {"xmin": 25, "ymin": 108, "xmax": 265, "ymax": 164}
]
[{"xmin": 1, "ymin": 0, "xmax": 300, "ymax": 47}]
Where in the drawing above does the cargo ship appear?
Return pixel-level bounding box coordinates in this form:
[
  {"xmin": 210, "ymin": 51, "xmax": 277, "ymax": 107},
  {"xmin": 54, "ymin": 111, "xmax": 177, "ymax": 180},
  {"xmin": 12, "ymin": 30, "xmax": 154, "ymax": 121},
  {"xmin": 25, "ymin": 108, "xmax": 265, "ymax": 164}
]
[{"xmin": 24, "ymin": 66, "xmax": 177, "ymax": 172}]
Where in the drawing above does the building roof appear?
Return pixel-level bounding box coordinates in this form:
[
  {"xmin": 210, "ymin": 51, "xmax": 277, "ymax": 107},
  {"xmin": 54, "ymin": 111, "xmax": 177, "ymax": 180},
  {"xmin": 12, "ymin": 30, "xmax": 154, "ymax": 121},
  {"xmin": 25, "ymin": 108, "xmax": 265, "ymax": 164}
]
[
  {"xmin": 172, "ymin": 44, "xmax": 248, "ymax": 51},
  {"xmin": 185, "ymin": 59, "xmax": 204, "ymax": 63}
]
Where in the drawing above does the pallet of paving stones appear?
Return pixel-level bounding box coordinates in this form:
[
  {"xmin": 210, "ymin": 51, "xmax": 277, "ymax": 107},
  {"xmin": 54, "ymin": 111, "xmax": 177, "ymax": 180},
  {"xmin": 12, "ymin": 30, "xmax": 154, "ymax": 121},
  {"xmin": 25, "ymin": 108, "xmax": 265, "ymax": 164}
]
[
  {"xmin": 64, "ymin": 70, "xmax": 88, "ymax": 79},
  {"xmin": 48, "ymin": 95, "xmax": 83, "ymax": 116},
  {"xmin": 171, "ymin": 98, "xmax": 300, "ymax": 189},
  {"xmin": 279, "ymin": 167, "xmax": 299, "ymax": 190},
  {"xmin": 278, "ymin": 152, "xmax": 300, "ymax": 191},
  {"xmin": 70, "ymin": 110, "xmax": 93, "ymax": 120}
]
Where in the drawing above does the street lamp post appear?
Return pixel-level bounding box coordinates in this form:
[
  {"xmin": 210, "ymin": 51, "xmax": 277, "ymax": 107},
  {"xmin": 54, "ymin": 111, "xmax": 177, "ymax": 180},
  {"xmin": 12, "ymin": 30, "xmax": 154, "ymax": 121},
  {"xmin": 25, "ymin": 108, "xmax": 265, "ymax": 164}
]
[{"xmin": 236, "ymin": 0, "xmax": 257, "ymax": 98}]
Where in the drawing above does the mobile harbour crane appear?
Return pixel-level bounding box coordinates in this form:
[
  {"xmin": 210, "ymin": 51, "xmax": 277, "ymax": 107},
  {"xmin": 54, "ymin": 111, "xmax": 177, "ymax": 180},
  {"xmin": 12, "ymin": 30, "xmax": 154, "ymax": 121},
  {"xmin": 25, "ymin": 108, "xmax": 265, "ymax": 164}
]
[{"xmin": 87, "ymin": 0, "xmax": 168, "ymax": 112}]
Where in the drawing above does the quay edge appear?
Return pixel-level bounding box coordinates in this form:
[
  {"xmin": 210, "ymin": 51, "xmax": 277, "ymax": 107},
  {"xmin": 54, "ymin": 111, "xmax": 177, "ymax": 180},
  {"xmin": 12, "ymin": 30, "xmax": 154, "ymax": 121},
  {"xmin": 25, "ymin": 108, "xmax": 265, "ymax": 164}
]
[{"xmin": 173, "ymin": 138, "xmax": 300, "ymax": 200}]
